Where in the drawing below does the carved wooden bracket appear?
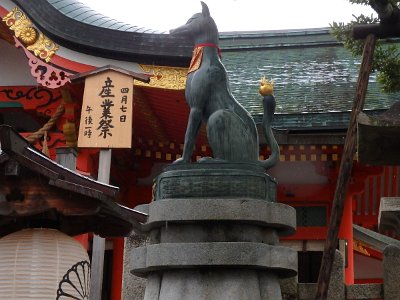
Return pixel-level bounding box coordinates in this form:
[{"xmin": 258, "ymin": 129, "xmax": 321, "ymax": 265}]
[
  {"xmin": 3, "ymin": 7, "xmax": 59, "ymax": 62},
  {"xmin": 15, "ymin": 38, "xmax": 73, "ymax": 88}
]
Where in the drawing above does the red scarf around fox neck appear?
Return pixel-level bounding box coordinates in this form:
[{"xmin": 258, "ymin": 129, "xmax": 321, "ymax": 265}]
[{"xmin": 188, "ymin": 43, "xmax": 222, "ymax": 74}]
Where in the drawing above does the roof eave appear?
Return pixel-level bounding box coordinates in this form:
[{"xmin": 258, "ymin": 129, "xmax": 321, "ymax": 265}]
[{"xmin": 11, "ymin": 0, "xmax": 192, "ymax": 67}]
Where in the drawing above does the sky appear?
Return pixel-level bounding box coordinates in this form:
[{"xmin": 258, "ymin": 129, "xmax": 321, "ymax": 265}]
[{"xmin": 79, "ymin": 0, "xmax": 376, "ymax": 32}]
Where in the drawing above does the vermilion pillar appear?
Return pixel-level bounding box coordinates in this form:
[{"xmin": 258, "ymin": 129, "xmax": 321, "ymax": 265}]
[
  {"xmin": 338, "ymin": 195, "xmax": 354, "ymax": 284},
  {"xmin": 74, "ymin": 234, "xmax": 89, "ymax": 250},
  {"xmin": 111, "ymin": 238, "xmax": 125, "ymax": 300}
]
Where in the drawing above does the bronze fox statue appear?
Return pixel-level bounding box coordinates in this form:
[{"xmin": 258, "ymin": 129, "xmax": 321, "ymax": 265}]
[{"xmin": 170, "ymin": 1, "xmax": 279, "ymax": 170}]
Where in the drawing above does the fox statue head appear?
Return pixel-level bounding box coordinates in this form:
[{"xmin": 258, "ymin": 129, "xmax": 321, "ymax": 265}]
[{"xmin": 170, "ymin": 2, "xmax": 219, "ymax": 45}]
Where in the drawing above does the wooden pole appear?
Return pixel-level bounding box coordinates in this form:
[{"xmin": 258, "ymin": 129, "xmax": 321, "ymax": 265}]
[
  {"xmin": 315, "ymin": 34, "xmax": 376, "ymax": 300},
  {"xmin": 90, "ymin": 149, "xmax": 112, "ymax": 300}
]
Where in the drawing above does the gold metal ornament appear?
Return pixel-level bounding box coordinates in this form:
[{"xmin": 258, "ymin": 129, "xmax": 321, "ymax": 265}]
[
  {"xmin": 20, "ymin": 27, "xmax": 38, "ymax": 45},
  {"xmin": 135, "ymin": 65, "xmax": 187, "ymax": 90},
  {"xmin": 259, "ymin": 76, "xmax": 274, "ymax": 96},
  {"xmin": 27, "ymin": 33, "xmax": 59, "ymax": 62},
  {"xmin": 2, "ymin": 7, "xmax": 59, "ymax": 62}
]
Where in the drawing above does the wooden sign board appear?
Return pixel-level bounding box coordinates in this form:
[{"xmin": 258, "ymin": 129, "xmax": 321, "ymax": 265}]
[{"xmin": 78, "ymin": 70, "xmax": 133, "ymax": 148}]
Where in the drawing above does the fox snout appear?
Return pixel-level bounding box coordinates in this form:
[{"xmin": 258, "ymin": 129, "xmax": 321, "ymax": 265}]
[
  {"xmin": 169, "ymin": 28, "xmax": 179, "ymax": 35},
  {"xmin": 170, "ymin": 26, "xmax": 189, "ymax": 36}
]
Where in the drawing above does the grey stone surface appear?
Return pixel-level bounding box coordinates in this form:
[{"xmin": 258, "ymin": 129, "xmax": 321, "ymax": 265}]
[
  {"xmin": 280, "ymin": 276, "xmax": 298, "ymax": 299},
  {"xmin": 146, "ymin": 269, "xmax": 273, "ymax": 300},
  {"xmin": 131, "ymin": 192, "xmax": 298, "ymax": 299},
  {"xmin": 142, "ymin": 198, "xmax": 296, "ymax": 236},
  {"xmin": 122, "ymin": 234, "xmax": 147, "ymax": 300},
  {"xmin": 132, "ymin": 160, "xmax": 297, "ymax": 299},
  {"xmin": 379, "ymin": 197, "xmax": 400, "ymax": 234},
  {"xmin": 143, "ymin": 273, "xmax": 162, "ymax": 300},
  {"xmin": 260, "ymin": 272, "xmax": 283, "ymax": 299},
  {"xmin": 297, "ymin": 251, "xmax": 344, "ymax": 300},
  {"xmin": 383, "ymin": 244, "xmax": 400, "ymax": 300},
  {"xmin": 56, "ymin": 147, "xmax": 77, "ymax": 171},
  {"xmin": 327, "ymin": 250, "xmax": 345, "ymax": 300},
  {"xmin": 346, "ymin": 283, "xmax": 383, "ymax": 299},
  {"xmin": 158, "ymin": 224, "xmax": 279, "ymax": 244},
  {"xmin": 132, "ymin": 242, "xmax": 297, "ymax": 277},
  {"xmin": 298, "ymin": 283, "xmax": 317, "ymax": 300}
]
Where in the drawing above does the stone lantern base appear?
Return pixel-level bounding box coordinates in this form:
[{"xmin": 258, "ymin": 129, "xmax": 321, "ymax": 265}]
[{"xmin": 131, "ymin": 163, "xmax": 297, "ymax": 300}]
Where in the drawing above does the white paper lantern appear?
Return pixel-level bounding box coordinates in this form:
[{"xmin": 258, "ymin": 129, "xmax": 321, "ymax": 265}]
[{"xmin": 0, "ymin": 228, "xmax": 90, "ymax": 300}]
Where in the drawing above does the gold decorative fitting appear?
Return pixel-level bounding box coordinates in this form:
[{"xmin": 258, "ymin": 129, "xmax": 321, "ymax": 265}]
[
  {"xmin": 353, "ymin": 240, "xmax": 370, "ymax": 256},
  {"xmin": 135, "ymin": 65, "xmax": 187, "ymax": 90},
  {"xmin": 27, "ymin": 34, "xmax": 59, "ymax": 62},
  {"xmin": 2, "ymin": 7, "xmax": 59, "ymax": 62},
  {"xmin": 20, "ymin": 27, "xmax": 37, "ymax": 45},
  {"xmin": 259, "ymin": 76, "xmax": 274, "ymax": 96}
]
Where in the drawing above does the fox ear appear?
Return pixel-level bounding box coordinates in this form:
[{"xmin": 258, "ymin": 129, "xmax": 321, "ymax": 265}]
[{"xmin": 201, "ymin": 1, "xmax": 210, "ymax": 17}]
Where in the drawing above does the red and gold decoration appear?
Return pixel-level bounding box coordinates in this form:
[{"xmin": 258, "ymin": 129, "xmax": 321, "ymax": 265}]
[
  {"xmin": 188, "ymin": 46, "xmax": 203, "ymax": 74},
  {"xmin": 137, "ymin": 64, "xmax": 187, "ymax": 90},
  {"xmin": 2, "ymin": 7, "xmax": 72, "ymax": 88},
  {"xmin": 19, "ymin": 26, "xmax": 37, "ymax": 45},
  {"xmin": 15, "ymin": 38, "xmax": 72, "ymax": 88},
  {"xmin": 2, "ymin": 7, "xmax": 59, "ymax": 62},
  {"xmin": 187, "ymin": 44, "xmax": 221, "ymax": 74}
]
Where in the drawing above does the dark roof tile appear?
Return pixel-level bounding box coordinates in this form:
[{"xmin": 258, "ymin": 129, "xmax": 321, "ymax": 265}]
[
  {"xmin": 108, "ymin": 21, "xmax": 129, "ymax": 30},
  {"xmin": 73, "ymin": 10, "xmax": 98, "ymax": 21},
  {"xmin": 64, "ymin": 6, "xmax": 92, "ymax": 18},
  {"xmin": 222, "ymin": 44, "xmax": 400, "ymax": 129},
  {"xmin": 47, "ymin": 0, "xmax": 162, "ymax": 33},
  {"xmin": 83, "ymin": 13, "xmax": 107, "ymax": 24},
  {"xmin": 13, "ymin": 0, "xmax": 193, "ymax": 65},
  {"xmin": 17, "ymin": 1, "xmax": 399, "ymax": 129},
  {"xmin": 90, "ymin": 16, "xmax": 111, "ymax": 26},
  {"xmin": 60, "ymin": 3, "xmax": 87, "ymax": 14}
]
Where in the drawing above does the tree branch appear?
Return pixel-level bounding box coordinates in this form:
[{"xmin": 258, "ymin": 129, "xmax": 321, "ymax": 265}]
[{"xmin": 369, "ymin": 0, "xmax": 400, "ymax": 23}]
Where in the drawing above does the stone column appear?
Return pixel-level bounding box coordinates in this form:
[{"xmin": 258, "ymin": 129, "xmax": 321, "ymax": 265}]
[
  {"xmin": 297, "ymin": 250, "xmax": 344, "ymax": 300},
  {"xmin": 327, "ymin": 250, "xmax": 345, "ymax": 300},
  {"xmin": 122, "ymin": 234, "xmax": 147, "ymax": 300},
  {"xmin": 383, "ymin": 244, "xmax": 400, "ymax": 300},
  {"xmin": 131, "ymin": 163, "xmax": 297, "ymax": 300},
  {"xmin": 56, "ymin": 147, "xmax": 77, "ymax": 171}
]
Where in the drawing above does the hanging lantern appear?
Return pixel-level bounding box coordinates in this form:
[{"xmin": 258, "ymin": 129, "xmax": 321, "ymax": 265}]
[{"xmin": 0, "ymin": 228, "xmax": 91, "ymax": 299}]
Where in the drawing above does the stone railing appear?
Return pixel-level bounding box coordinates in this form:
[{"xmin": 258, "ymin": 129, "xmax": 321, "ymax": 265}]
[
  {"xmin": 123, "ymin": 239, "xmax": 400, "ymax": 300},
  {"xmin": 281, "ymin": 245, "xmax": 400, "ymax": 300}
]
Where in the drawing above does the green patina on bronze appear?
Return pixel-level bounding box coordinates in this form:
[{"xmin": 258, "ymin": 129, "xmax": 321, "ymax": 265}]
[{"xmin": 170, "ymin": 2, "xmax": 279, "ymax": 169}]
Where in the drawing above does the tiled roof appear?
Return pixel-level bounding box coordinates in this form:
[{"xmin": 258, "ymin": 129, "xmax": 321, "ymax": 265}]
[
  {"xmin": 11, "ymin": 0, "xmax": 192, "ymax": 66},
  {"xmin": 47, "ymin": 0, "xmax": 162, "ymax": 33},
  {"xmin": 353, "ymin": 224, "xmax": 400, "ymax": 252},
  {"xmin": 220, "ymin": 28, "xmax": 400, "ymax": 129},
  {"xmin": 220, "ymin": 28, "xmax": 340, "ymax": 50},
  {"xmin": 10, "ymin": 1, "xmax": 398, "ymax": 130},
  {"xmin": 0, "ymin": 125, "xmax": 147, "ymax": 237}
]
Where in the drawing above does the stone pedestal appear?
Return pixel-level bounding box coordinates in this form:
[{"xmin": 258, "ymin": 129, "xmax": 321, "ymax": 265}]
[
  {"xmin": 383, "ymin": 244, "xmax": 400, "ymax": 300},
  {"xmin": 131, "ymin": 163, "xmax": 297, "ymax": 300}
]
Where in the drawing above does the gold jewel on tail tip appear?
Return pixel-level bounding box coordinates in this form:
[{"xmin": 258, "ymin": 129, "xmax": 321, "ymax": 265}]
[{"xmin": 259, "ymin": 76, "xmax": 274, "ymax": 96}]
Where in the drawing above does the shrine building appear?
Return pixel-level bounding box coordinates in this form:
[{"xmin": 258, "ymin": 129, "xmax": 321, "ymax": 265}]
[{"xmin": 0, "ymin": 0, "xmax": 399, "ymax": 299}]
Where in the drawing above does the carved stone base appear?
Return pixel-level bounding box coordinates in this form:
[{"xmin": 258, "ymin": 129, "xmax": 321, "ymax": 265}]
[
  {"xmin": 131, "ymin": 164, "xmax": 297, "ymax": 300},
  {"xmin": 154, "ymin": 163, "xmax": 276, "ymax": 202}
]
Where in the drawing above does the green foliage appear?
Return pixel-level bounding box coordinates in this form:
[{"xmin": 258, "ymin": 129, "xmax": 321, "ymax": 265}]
[
  {"xmin": 375, "ymin": 45, "xmax": 400, "ymax": 92},
  {"xmin": 330, "ymin": 1, "xmax": 400, "ymax": 93}
]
